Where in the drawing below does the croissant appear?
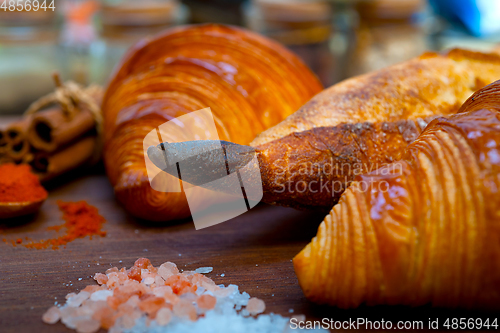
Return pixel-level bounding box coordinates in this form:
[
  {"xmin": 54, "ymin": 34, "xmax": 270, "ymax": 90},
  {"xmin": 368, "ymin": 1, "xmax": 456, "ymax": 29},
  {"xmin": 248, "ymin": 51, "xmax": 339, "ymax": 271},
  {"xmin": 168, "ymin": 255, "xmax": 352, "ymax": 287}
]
[
  {"xmin": 251, "ymin": 49, "xmax": 500, "ymax": 210},
  {"xmin": 101, "ymin": 24, "xmax": 322, "ymax": 221},
  {"xmin": 293, "ymin": 80, "xmax": 500, "ymax": 309}
]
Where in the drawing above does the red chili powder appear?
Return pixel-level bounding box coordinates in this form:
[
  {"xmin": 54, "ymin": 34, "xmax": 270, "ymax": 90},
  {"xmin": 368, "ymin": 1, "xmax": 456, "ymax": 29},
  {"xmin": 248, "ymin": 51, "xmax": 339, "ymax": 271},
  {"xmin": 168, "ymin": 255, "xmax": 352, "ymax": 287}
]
[
  {"xmin": 24, "ymin": 200, "xmax": 106, "ymax": 250},
  {"xmin": 0, "ymin": 163, "xmax": 47, "ymax": 202}
]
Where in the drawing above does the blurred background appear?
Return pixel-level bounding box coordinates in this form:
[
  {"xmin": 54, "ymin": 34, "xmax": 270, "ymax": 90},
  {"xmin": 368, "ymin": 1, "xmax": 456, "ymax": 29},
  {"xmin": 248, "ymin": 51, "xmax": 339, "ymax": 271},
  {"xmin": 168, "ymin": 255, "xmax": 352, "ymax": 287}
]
[{"xmin": 0, "ymin": 0, "xmax": 499, "ymax": 114}]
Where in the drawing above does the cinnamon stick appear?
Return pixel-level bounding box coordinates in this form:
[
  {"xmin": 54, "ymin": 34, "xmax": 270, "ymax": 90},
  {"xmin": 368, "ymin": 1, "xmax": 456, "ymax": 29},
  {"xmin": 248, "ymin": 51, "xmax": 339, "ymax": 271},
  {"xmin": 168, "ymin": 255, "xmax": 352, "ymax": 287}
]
[
  {"xmin": 32, "ymin": 135, "xmax": 96, "ymax": 181},
  {"xmin": 6, "ymin": 138, "xmax": 29, "ymax": 162},
  {"xmin": 0, "ymin": 129, "xmax": 7, "ymax": 148},
  {"xmin": 27, "ymin": 107, "xmax": 96, "ymax": 153},
  {"xmin": 5, "ymin": 116, "xmax": 31, "ymax": 144},
  {"xmin": 0, "ymin": 129, "xmax": 8, "ymax": 161}
]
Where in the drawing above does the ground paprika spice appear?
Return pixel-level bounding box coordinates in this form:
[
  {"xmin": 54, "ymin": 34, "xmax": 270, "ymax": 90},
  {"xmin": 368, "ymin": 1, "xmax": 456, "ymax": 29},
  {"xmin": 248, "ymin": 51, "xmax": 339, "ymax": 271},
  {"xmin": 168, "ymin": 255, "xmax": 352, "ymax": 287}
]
[
  {"xmin": 24, "ymin": 200, "xmax": 106, "ymax": 250},
  {"xmin": 0, "ymin": 163, "xmax": 47, "ymax": 202}
]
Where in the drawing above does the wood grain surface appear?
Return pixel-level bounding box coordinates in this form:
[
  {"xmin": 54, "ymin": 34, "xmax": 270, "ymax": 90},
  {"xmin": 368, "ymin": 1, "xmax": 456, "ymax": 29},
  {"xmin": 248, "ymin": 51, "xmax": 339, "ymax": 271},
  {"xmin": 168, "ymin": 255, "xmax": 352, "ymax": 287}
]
[{"xmin": 0, "ymin": 140, "xmax": 496, "ymax": 333}]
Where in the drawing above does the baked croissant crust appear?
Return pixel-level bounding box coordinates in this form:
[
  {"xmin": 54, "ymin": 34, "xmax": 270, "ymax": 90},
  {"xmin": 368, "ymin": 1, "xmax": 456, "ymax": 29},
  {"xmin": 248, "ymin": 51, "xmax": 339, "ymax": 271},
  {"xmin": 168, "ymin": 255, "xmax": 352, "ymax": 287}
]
[
  {"xmin": 251, "ymin": 49, "xmax": 500, "ymax": 211},
  {"xmin": 294, "ymin": 80, "xmax": 500, "ymax": 309},
  {"xmin": 252, "ymin": 49, "xmax": 500, "ymax": 146},
  {"xmin": 101, "ymin": 24, "xmax": 322, "ymax": 221}
]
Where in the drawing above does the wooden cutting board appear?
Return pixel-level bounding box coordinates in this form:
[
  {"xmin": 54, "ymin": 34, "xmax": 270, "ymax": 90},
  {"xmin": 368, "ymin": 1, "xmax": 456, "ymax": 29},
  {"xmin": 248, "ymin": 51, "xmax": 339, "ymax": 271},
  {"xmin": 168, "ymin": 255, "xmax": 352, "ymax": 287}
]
[
  {"xmin": 0, "ymin": 138, "xmax": 492, "ymax": 333},
  {"xmin": 0, "ymin": 162, "xmax": 329, "ymax": 332}
]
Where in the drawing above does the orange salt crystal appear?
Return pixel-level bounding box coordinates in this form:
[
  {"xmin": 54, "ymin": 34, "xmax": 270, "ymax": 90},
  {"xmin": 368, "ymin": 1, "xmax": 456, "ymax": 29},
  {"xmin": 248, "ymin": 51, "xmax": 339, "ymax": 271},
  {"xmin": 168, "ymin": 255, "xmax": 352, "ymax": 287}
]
[
  {"xmin": 92, "ymin": 306, "xmax": 116, "ymax": 329},
  {"xmin": 42, "ymin": 306, "xmax": 61, "ymax": 324},
  {"xmin": 107, "ymin": 295, "xmax": 125, "ymax": 310},
  {"xmin": 247, "ymin": 297, "xmax": 266, "ymax": 315},
  {"xmin": 93, "ymin": 273, "xmax": 108, "ymax": 285},
  {"xmin": 128, "ymin": 266, "xmax": 142, "ymax": 282},
  {"xmin": 197, "ymin": 294, "xmax": 216, "ymax": 310},
  {"xmin": 164, "ymin": 275, "xmax": 196, "ymax": 295},
  {"xmin": 134, "ymin": 258, "xmax": 151, "ymax": 269},
  {"xmin": 138, "ymin": 296, "xmax": 165, "ymax": 318},
  {"xmin": 16, "ymin": 238, "xmax": 22, "ymax": 244}
]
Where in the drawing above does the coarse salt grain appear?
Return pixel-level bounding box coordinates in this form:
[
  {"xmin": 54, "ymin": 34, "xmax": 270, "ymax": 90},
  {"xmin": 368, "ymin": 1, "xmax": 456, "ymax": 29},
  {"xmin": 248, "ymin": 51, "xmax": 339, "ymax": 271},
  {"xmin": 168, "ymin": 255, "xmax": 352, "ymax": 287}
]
[
  {"xmin": 42, "ymin": 258, "xmax": 326, "ymax": 333},
  {"xmin": 42, "ymin": 306, "xmax": 60, "ymax": 324},
  {"xmin": 247, "ymin": 297, "xmax": 266, "ymax": 315},
  {"xmin": 194, "ymin": 267, "xmax": 213, "ymax": 274}
]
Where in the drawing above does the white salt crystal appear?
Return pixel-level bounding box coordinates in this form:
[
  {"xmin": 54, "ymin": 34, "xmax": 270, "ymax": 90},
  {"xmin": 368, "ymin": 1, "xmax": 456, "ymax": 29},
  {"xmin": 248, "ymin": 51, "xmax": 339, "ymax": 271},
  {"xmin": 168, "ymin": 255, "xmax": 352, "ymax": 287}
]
[
  {"xmin": 195, "ymin": 286, "xmax": 205, "ymax": 296},
  {"xmin": 220, "ymin": 273, "xmax": 225, "ymax": 277},
  {"xmin": 67, "ymin": 292, "xmax": 90, "ymax": 308},
  {"xmin": 289, "ymin": 309, "xmax": 294, "ymax": 313},
  {"xmin": 194, "ymin": 267, "xmax": 213, "ymax": 274},
  {"xmin": 154, "ymin": 275, "xmax": 165, "ymax": 286},
  {"xmin": 90, "ymin": 290, "xmax": 113, "ymax": 301}
]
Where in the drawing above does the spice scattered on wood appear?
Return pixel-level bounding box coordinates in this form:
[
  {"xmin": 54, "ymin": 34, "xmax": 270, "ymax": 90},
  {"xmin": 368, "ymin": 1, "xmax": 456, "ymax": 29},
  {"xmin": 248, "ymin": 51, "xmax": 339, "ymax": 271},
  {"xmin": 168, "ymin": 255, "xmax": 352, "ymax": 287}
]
[
  {"xmin": 21, "ymin": 200, "xmax": 106, "ymax": 250},
  {"xmin": 0, "ymin": 163, "xmax": 47, "ymax": 203}
]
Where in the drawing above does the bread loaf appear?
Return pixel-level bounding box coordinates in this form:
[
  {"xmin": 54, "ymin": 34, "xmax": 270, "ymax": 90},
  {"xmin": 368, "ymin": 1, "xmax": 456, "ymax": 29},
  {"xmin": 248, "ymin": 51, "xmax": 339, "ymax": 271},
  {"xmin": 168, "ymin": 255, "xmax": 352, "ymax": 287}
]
[{"xmin": 251, "ymin": 49, "xmax": 500, "ymax": 210}]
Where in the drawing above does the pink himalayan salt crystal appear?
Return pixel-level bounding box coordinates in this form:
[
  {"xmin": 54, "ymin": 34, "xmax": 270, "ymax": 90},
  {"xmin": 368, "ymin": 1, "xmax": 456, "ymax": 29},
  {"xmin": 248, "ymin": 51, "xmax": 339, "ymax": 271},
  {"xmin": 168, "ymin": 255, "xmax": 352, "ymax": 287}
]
[
  {"xmin": 247, "ymin": 297, "xmax": 266, "ymax": 315},
  {"xmin": 106, "ymin": 267, "xmax": 119, "ymax": 274},
  {"xmin": 173, "ymin": 298, "xmax": 197, "ymax": 321},
  {"xmin": 197, "ymin": 294, "xmax": 216, "ymax": 310},
  {"xmin": 42, "ymin": 306, "xmax": 61, "ymax": 324},
  {"xmin": 43, "ymin": 258, "xmax": 283, "ymax": 332},
  {"xmin": 158, "ymin": 262, "xmax": 179, "ymax": 280},
  {"xmin": 158, "ymin": 261, "xmax": 179, "ymax": 280},
  {"xmin": 93, "ymin": 273, "xmax": 108, "ymax": 285},
  {"xmin": 154, "ymin": 275, "xmax": 165, "ymax": 286},
  {"xmin": 191, "ymin": 273, "xmax": 218, "ymax": 293},
  {"xmin": 155, "ymin": 307, "xmax": 173, "ymax": 326},
  {"xmin": 74, "ymin": 318, "xmax": 100, "ymax": 333},
  {"xmin": 138, "ymin": 296, "xmax": 165, "ymax": 317},
  {"xmin": 82, "ymin": 285, "xmax": 101, "ymax": 294}
]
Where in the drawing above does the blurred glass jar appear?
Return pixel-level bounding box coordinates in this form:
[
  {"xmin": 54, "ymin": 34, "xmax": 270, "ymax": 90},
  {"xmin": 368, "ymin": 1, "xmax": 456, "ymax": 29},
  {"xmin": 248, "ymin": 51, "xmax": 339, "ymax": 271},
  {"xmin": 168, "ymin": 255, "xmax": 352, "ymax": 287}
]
[
  {"xmin": 347, "ymin": 0, "xmax": 429, "ymax": 76},
  {"xmin": 243, "ymin": 0, "xmax": 356, "ymax": 86},
  {"xmin": 0, "ymin": 11, "xmax": 58, "ymax": 114},
  {"xmin": 90, "ymin": 0, "xmax": 189, "ymax": 85}
]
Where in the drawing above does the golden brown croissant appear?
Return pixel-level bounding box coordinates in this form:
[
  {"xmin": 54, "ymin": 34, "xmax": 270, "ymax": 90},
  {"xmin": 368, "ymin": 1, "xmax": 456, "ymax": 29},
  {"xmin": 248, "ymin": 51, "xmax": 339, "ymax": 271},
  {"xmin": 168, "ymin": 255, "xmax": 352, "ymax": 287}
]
[
  {"xmin": 294, "ymin": 80, "xmax": 500, "ymax": 309},
  {"xmin": 250, "ymin": 49, "xmax": 500, "ymax": 210},
  {"xmin": 101, "ymin": 24, "xmax": 322, "ymax": 221}
]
